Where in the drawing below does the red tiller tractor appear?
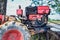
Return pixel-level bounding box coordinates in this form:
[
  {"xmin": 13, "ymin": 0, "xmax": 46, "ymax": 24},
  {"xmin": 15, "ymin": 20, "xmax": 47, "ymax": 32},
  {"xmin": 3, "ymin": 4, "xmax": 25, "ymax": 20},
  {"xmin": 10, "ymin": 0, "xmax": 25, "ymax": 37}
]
[{"xmin": 0, "ymin": 0, "xmax": 60, "ymax": 40}]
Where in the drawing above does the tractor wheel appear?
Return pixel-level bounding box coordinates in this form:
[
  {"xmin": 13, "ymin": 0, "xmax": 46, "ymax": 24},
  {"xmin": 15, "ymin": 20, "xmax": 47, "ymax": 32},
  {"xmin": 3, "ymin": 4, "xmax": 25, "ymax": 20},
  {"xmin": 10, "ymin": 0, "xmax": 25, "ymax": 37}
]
[
  {"xmin": 37, "ymin": 30, "xmax": 60, "ymax": 40},
  {"xmin": 1, "ymin": 21, "xmax": 31, "ymax": 40},
  {"xmin": 30, "ymin": 30, "xmax": 60, "ymax": 40},
  {"xmin": 46, "ymin": 30, "xmax": 60, "ymax": 40}
]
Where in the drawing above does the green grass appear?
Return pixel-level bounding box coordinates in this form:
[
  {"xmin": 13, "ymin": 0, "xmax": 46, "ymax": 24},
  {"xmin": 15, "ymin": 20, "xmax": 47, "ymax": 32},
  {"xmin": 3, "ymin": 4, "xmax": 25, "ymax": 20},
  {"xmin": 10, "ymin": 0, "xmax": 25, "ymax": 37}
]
[
  {"xmin": 31, "ymin": 34, "xmax": 46, "ymax": 40},
  {"xmin": 48, "ymin": 19, "xmax": 60, "ymax": 24}
]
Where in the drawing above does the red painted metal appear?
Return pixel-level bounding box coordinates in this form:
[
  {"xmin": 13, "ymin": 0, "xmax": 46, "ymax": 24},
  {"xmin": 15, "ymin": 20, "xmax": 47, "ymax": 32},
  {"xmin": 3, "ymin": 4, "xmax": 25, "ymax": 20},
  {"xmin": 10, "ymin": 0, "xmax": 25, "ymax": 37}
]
[
  {"xmin": 0, "ymin": 15, "xmax": 4, "ymax": 24},
  {"xmin": 16, "ymin": 9, "xmax": 23, "ymax": 15},
  {"xmin": 29, "ymin": 14, "xmax": 43, "ymax": 20},
  {"xmin": 0, "ymin": 15, "xmax": 3, "ymax": 20},
  {"xmin": 2, "ymin": 29, "xmax": 24, "ymax": 40},
  {"xmin": 37, "ymin": 6, "xmax": 50, "ymax": 14}
]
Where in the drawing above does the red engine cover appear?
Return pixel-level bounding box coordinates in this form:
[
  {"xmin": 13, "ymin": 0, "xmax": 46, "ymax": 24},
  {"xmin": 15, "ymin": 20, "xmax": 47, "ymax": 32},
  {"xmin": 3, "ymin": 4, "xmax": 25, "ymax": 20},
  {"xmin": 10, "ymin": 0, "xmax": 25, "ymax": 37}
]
[
  {"xmin": 29, "ymin": 14, "xmax": 43, "ymax": 20},
  {"xmin": 37, "ymin": 6, "xmax": 50, "ymax": 15},
  {"xmin": 16, "ymin": 9, "xmax": 23, "ymax": 15}
]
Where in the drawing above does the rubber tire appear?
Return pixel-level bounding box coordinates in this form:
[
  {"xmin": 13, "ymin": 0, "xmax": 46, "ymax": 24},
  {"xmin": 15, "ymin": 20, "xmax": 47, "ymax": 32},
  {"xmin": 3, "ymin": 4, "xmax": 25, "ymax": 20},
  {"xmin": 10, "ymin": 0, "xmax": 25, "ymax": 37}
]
[
  {"xmin": 1, "ymin": 21, "xmax": 31, "ymax": 40},
  {"xmin": 47, "ymin": 30, "xmax": 60, "ymax": 40}
]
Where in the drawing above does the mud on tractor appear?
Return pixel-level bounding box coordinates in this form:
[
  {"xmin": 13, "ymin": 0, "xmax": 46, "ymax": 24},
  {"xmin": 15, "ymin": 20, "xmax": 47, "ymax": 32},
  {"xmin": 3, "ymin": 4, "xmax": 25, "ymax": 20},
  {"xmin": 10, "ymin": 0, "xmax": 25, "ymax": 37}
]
[{"xmin": 0, "ymin": 0, "xmax": 60, "ymax": 40}]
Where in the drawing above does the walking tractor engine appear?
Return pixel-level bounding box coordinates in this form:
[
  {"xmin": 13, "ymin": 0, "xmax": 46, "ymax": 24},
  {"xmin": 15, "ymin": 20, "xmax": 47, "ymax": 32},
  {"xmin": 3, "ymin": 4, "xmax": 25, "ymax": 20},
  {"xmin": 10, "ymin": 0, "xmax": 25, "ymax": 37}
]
[
  {"xmin": 0, "ymin": 6, "xmax": 50, "ymax": 40},
  {"xmin": 0, "ymin": 0, "xmax": 60, "ymax": 40},
  {"xmin": 25, "ymin": 6, "xmax": 50, "ymax": 35}
]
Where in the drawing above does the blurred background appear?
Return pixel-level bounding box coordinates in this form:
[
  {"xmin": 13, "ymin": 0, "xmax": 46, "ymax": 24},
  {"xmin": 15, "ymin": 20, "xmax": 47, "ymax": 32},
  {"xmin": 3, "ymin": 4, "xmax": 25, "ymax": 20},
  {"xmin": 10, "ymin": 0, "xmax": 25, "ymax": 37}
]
[{"xmin": 6, "ymin": 0, "xmax": 60, "ymax": 24}]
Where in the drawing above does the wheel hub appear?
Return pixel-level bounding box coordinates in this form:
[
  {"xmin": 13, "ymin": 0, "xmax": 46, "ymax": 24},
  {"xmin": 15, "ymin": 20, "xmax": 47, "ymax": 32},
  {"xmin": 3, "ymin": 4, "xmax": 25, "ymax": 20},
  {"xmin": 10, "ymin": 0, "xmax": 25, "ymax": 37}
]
[{"xmin": 2, "ymin": 29, "xmax": 24, "ymax": 40}]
